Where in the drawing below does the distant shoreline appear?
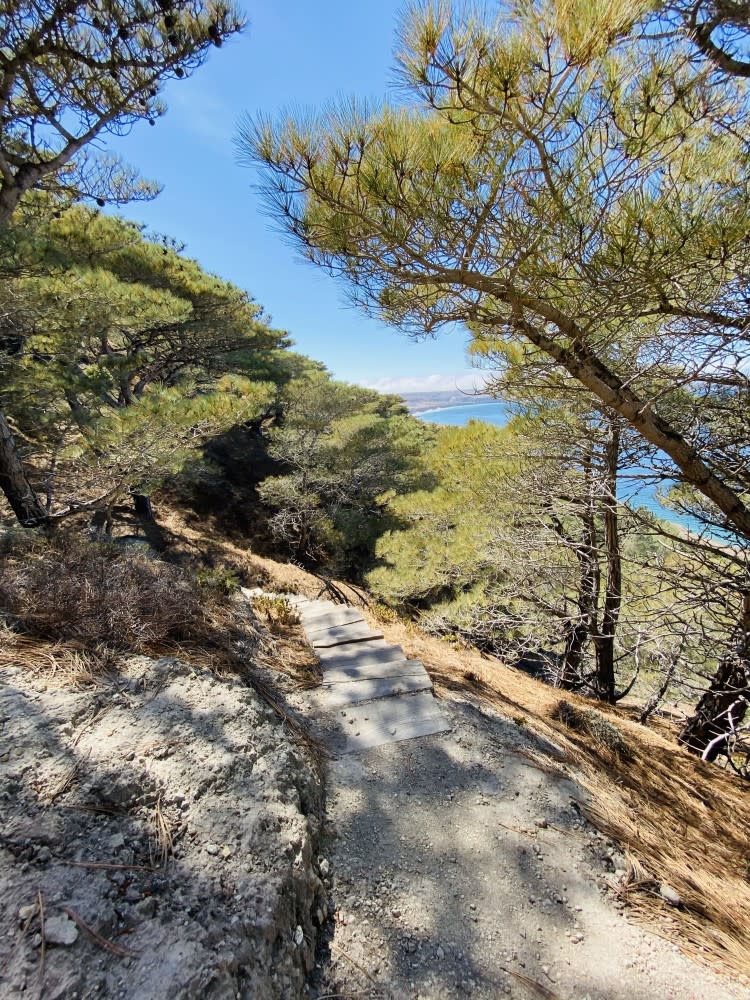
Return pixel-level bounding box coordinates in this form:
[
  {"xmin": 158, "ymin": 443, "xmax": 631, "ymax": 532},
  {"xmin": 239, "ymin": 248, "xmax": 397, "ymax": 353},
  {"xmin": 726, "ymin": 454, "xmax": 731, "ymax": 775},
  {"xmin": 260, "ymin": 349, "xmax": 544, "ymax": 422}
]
[{"xmin": 400, "ymin": 392, "xmax": 496, "ymax": 415}]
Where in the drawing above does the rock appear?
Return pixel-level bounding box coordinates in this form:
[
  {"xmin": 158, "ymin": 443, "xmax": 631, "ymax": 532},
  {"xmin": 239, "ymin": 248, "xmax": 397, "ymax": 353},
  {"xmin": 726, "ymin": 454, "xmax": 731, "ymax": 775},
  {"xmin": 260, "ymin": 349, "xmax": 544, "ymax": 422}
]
[
  {"xmin": 293, "ymin": 925, "xmax": 304, "ymax": 947},
  {"xmin": 44, "ymin": 914, "xmax": 79, "ymax": 946},
  {"xmin": 205, "ymin": 843, "xmax": 219, "ymax": 856},
  {"xmin": 436, "ymin": 946, "xmax": 445, "ymax": 960},
  {"xmin": 319, "ymin": 858, "xmax": 330, "ymax": 877},
  {"xmin": 18, "ymin": 904, "xmax": 37, "ymax": 923},
  {"xmin": 659, "ymin": 883, "xmax": 683, "ymax": 908},
  {"xmin": 109, "ymin": 833, "xmax": 126, "ymax": 850},
  {"xmin": 135, "ymin": 897, "xmax": 157, "ymax": 919}
]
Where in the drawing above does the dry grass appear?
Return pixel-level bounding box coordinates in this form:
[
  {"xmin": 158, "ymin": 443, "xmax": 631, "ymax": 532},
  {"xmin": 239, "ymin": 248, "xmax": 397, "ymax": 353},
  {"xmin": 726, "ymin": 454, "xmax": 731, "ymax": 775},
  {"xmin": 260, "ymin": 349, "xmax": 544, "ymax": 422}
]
[
  {"xmin": 0, "ymin": 531, "xmax": 210, "ymax": 652},
  {"xmin": 374, "ymin": 616, "xmax": 750, "ymax": 986}
]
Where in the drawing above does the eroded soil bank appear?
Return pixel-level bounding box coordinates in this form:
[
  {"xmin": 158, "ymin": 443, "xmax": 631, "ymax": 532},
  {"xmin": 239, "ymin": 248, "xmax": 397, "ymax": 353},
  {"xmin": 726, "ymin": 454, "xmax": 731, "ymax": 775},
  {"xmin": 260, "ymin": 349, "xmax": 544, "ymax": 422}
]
[{"xmin": 0, "ymin": 654, "xmax": 326, "ymax": 999}]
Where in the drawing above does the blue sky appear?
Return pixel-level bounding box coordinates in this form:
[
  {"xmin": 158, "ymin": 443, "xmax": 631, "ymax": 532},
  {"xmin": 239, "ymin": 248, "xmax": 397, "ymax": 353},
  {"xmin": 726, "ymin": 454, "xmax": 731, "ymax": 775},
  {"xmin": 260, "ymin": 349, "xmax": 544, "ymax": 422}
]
[{"xmin": 104, "ymin": 0, "xmax": 483, "ymax": 392}]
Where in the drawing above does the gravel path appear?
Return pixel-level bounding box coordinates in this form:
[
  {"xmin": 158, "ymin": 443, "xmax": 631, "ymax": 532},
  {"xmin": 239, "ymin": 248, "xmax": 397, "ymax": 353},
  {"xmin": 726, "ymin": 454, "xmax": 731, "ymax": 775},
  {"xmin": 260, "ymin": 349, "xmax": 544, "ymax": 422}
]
[{"xmin": 308, "ymin": 691, "xmax": 744, "ymax": 1000}]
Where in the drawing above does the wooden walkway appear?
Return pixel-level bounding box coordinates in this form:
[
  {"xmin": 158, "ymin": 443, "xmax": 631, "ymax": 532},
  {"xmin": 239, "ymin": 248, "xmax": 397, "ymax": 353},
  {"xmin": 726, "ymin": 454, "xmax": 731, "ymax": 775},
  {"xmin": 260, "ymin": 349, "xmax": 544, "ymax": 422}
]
[{"xmin": 249, "ymin": 589, "xmax": 450, "ymax": 754}]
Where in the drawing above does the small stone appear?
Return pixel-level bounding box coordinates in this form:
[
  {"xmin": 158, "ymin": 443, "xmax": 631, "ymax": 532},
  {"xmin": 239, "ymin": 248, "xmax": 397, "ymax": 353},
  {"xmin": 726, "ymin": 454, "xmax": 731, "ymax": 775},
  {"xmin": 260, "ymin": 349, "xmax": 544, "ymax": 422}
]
[
  {"xmin": 135, "ymin": 897, "xmax": 156, "ymax": 918},
  {"xmin": 205, "ymin": 843, "xmax": 219, "ymax": 856},
  {"xmin": 535, "ymin": 818, "xmax": 548, "ymax": 829},
  {"xmin": 44, "ymin": 914, "xmax": 78, "ymax": 946},
  {"xmin": 109, "ymin": 833, "xmax": 125, "ymax": 850},
  {"xmin": 18, "ymin": 904, "xmax": 37, "ymax": 923},
  {"xmin": 221, "ymin": 846, "xmax": 232, "ymax": 859},
  {"xmin": 36, "ymin": 846, "xmax": 51, "ymax": 863},
  {"xmin": 319, "ymin": 858, "xmax": 330, "ymax": 877},
  {"xmin": 436, "ymin": 946, "xmax": 445, "ymax": 960},
  {"xmin": 659, "ymin": 883, "xmax": 682, "ymax": 908},
  {"xmin": 293, "ymin": 925, "xmax": 304, "ymax": 946}
]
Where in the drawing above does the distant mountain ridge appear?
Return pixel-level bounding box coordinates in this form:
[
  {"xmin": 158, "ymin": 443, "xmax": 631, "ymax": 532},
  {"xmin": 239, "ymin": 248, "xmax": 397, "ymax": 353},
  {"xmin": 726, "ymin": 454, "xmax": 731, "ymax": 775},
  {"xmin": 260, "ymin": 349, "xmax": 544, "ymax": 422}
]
[{"xmin": 398, "ymin": 389, "xmax": 495, "ymax": 414}]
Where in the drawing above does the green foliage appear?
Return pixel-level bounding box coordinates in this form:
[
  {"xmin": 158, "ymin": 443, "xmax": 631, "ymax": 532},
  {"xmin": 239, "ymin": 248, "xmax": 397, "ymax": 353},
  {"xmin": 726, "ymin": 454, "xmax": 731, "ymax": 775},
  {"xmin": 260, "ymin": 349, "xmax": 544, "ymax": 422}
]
[
  {"xmin": 246, "ymin": 0, "xmax": 750, "ymax": 544},
  {"xmin": 252, "ymin": 594, "xmax": 299, "ymax": 627},
  {"xmin": 0, "ymin": 1, "xmax": 244, "ymax": 220},
  {"xmin": 0, "ymin": 203, "xmax": 280, "ymax": 516},
  {"xmin": 196, "ymin": 565, "xmax": 242, "ymax": 595},
  {"xmin": 256, "ymin": 371, "xmax": 432, "ymax": 574}
]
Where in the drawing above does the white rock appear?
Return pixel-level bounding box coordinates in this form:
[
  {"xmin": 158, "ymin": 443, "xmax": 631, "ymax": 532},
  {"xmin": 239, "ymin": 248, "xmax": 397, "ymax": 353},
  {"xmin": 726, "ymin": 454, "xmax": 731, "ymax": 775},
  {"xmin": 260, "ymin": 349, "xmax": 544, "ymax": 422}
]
[
  {"xmin": 659, "ymin": 883, "xmax": 682, "ymax": 908},
  {"xmin": 44, "ymin": 914, "xmax": 78, "ymax": 946}
]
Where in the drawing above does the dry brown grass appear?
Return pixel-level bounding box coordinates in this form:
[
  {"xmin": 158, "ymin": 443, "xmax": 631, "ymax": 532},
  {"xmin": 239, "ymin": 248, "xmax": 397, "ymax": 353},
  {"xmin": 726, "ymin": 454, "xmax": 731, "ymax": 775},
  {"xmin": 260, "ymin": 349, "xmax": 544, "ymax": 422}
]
[
  {"xmin": 375, "ymin": 617, "xmax": 750, "ymax": 986},
  {"xmin": 0, "ymin": 531, "xmax": 209, "ymax": 652}
]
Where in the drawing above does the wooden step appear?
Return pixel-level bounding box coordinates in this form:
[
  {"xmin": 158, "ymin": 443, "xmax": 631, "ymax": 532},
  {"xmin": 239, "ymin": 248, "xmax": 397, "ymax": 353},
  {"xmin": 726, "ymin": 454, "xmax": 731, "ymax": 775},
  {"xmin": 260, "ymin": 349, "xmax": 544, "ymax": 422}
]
[
  {"xmin": 321, "ymin": 658, "xmax": 429, "ymax": 685},
  {"xmin": 319, "ymin": 674, "xmax": 432, "ymax": 708},
  {"xmin": 303, "ymin": 608, "xmax": 366, "ymax": 635},
  {"xmin": 311, "ymin": 622, "xmax": 385, "ymax": 648},
  {"xmin": 328, "ymin": 691, "xmax": 450, "ymax": 753},
  {"xmin": 316, "ymin": 640, "xmax": 403, "ymax": 666}
]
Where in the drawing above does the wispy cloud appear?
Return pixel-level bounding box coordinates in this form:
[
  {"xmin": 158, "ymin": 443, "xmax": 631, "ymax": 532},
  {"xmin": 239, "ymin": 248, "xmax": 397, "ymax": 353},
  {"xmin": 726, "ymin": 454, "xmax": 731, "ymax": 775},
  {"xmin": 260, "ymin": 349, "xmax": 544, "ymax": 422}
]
[
  {"xmin": 360, "ymin": 371, "xmax": 490, "ymax": 394},
  {"xmin": 165, "ymin": 85, "xmax": 235, "ymax": 146}
]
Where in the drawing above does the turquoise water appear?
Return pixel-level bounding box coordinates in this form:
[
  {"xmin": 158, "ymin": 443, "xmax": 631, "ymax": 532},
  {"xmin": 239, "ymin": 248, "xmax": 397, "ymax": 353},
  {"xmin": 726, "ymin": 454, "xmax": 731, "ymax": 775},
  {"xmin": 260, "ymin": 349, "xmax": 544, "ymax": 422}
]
[{"xmin": 418, "ymin": 402, "xmax": 696, "ymax": 531}]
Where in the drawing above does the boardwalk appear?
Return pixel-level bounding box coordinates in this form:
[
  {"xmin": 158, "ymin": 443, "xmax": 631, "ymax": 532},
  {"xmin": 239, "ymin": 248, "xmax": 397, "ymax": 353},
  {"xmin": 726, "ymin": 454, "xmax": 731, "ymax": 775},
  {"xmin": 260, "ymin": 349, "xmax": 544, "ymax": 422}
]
[{"xmin": 284, "ymin": 592, "xmax": 451, "ymax": 753}]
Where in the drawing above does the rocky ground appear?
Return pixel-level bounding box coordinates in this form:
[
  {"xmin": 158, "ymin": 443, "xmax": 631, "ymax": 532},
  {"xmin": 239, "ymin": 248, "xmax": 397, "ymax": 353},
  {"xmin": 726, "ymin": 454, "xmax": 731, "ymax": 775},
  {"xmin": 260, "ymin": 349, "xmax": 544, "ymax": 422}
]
[
  {"xmin": 305, "ymin": 690, "xmax": 746, "ymax": 1000},
  {"xmin": 0, "ymin": 652, "xmax": 326, "ymax": 999}
]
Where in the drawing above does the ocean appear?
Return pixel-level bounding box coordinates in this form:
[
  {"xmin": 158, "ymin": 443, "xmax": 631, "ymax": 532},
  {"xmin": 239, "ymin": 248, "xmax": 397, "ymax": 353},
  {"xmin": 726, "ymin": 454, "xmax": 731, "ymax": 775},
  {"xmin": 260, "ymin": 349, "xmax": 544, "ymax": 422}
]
[{"xmin": 418, "ymin": 401, "xmax": 698, "ymax": 531}]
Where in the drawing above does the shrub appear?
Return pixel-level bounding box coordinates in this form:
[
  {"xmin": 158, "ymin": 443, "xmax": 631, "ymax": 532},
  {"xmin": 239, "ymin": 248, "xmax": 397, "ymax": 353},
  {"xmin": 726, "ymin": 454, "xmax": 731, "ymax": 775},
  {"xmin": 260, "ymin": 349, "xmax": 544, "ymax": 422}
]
[
  {"xmin": 0, "ymin": 530, "xmax": 205, "ymax": 652},
  {"xmin": 552, "ymin": 700, "xmax": 630, "ymax": 760},
  {"xmin": 252, "ymin": 594, "xmax": 299, "ymax": 629}
]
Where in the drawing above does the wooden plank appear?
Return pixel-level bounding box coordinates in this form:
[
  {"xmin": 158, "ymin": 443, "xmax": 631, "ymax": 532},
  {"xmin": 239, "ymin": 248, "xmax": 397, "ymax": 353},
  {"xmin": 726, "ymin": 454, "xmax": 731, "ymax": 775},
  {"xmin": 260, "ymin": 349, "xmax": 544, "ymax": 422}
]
[
  {"xmin": 316, "ymin": 640, "xmax": 401, "ymax": 666},
  {"xmin": 298, "ymin": 600, "xmax": 337, "ymax": 616},
  {"xmin": 303, "ymin": 608, "xmax": 366, "ymax": 634},
  {"xmin": 321, "ymin": 658, "xmax": 430, "ymax": 685},
  {"xmin": 329, "ymin": 691, "xmax": 450, "ymax": 753},
  {"xmin": 311, "ymin": 623, "xmax": 385, "ymax": 648},
  {"xmin": 320, "ymin": 674, "xmax": 432, "ymax": 708}
]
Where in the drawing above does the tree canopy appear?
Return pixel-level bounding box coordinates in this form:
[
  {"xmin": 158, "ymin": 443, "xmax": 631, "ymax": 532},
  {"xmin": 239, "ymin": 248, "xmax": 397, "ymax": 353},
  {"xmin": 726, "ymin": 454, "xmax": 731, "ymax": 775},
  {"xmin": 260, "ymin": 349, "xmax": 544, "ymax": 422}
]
[
  {"xmin": 243, "ymin": 0, "xmax": 750, "ymax": 544},
  {"xmin": 0, "ymin": 0, "xmax": 243, "ymax": 221}
]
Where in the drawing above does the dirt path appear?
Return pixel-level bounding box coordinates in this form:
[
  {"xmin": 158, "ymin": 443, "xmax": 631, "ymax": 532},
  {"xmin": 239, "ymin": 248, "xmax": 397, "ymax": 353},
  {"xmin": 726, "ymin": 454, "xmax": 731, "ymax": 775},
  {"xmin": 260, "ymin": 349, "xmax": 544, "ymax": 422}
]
[{"xmin": 306, "ymin": 690, "xmax": 744, "ymax": 1000}]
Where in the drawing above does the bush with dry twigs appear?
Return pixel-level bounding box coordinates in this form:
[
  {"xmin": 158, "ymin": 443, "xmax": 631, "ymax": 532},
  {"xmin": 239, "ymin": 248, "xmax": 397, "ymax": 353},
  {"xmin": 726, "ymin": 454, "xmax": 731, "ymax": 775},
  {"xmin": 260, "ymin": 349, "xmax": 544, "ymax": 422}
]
[{"xmin": 0, "ymin": 530, "xmax": 206, "ymax": 652}]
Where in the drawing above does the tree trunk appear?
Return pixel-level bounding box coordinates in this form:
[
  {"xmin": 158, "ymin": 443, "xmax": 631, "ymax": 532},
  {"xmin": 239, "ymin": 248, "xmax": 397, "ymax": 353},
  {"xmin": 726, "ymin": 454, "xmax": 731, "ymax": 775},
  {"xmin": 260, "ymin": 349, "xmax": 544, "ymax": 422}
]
[
  {"xmin": 131, "ymin": 492, "xmax": 167, "ymax": 552},
  {"xmin": 132, "ymin": 493, "xmax": 155, "ymax": 520},
  {"xmin": 0, "ymin": 409, "xmax": 48, "ymax": 526},
  {"xmin": 593, "ymin": 424, "xmax": 622, "ymax": 704},
  {"xmin": 678, "ymin": 593, "xmax": 750, "ymax": 760},
  {"xmin": 558, "ymin": 620, "xmax": 588, "ymax": 688}
]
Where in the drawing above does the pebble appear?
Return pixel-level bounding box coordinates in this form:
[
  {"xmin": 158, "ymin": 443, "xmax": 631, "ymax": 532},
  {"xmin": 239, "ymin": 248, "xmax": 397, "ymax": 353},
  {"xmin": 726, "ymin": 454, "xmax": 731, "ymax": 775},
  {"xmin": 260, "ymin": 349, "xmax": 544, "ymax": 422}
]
[
  {"xmin": 659, "ymin": 883, "xmax": 682, "ymax": 908},
  {"xmin": 18, "ymin": 904, "xmax": 37, "ymax": 923},
  {"xmin": 43, "ymin": 914, "xmax": 78, "ymax": 946},
  {"xmin": 205, "ymin": 843, "xmax": 219, "ymax": 856},
  {"xmin": 135, "ymin": 897, "xmax": 157, "ymax": 918}
]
